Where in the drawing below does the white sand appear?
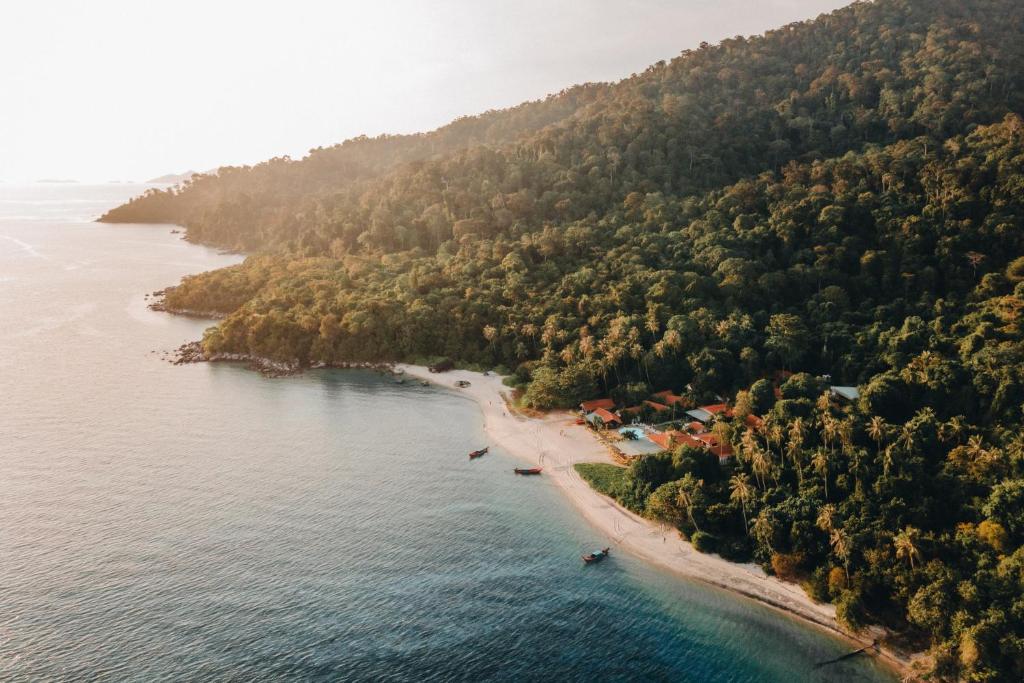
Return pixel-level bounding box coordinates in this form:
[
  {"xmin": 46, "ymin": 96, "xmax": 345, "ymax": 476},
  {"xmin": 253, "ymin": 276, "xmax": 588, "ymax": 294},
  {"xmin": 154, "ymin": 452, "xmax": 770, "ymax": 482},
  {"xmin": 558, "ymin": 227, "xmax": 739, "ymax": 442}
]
[{"xmin": 399, "ymin": 364, "xmax": 918, "ymax": 678}]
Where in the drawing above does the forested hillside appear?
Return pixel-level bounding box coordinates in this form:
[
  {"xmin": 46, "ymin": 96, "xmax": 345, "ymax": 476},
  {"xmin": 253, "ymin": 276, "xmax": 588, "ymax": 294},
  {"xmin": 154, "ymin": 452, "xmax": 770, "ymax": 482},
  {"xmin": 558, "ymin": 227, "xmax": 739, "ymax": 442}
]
[{"xmin": 105, "ymin": 1, "xmax": 1024, "ymax": 679}]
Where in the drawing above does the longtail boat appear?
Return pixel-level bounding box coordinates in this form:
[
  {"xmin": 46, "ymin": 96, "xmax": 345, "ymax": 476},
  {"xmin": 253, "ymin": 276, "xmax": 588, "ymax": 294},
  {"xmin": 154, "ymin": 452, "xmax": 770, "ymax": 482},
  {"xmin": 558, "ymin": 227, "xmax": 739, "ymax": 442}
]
[
  {"xmin": 582, "ymin": 547, "xmax": 610, "ymax": 564},
  {"xmin": 468, "ymin": 447, "xmax": 489, "ymax": 459},
  {"xmin": 514, "ymin": 467, "xmax": 542, "ymax": 475}
]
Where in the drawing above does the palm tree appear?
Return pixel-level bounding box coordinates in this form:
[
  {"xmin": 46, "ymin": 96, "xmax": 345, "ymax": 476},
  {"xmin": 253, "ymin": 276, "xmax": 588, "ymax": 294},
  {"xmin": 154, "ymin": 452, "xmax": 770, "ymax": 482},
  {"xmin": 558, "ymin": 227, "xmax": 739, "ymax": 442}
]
[
  {"xmin": 830, "ymin": 528, "xmax": 852, "ymax": 581},
  {"xmin": 822, "ymin": 415, "xmax": 838, "ymax": 454},
  {"xmin": 939, "ymin": 415, "xmax": 965, "ymax": 444},
  {"xmin": 817, "ymin": 504, "xmax": 837, "ymax": 533},
  {"xmin": 893, "ymin": 526, "xmax": 921, "ymax": 569},
  {"xmin": 966, "ymin": 435, "xmax": 988, "ymax": 462},
  {"xmin": 676, "ymin": 487, "xmax": 701, "ymax": 533},
  {"xmin": 750, "ymin": 446, "xmax": 771, "ymax": 489},
  {"xmin": 813, "ymin": 448, "xmax": 831, "ymax": 499},
  {"xmin": 899, "ymin": 421, "xmax": 918, "ymax": 454},
  {"xmin": 738, "ymin": 428, "xmax": 757, "ymax": 466},
  {"xmin": 839, "ymin": 419, "xmax": 854, "ymax": 457},
  {"xmin": 867, "ymin": 415, "xmax": 886, "ymax": 451},
  {"xmin": 787, "ymin": 417, "xmax": 806, "ymax": 484},
  {"xmin": 882, "ymin": 444, "xmax": 897, "ymax": 477},
  {"xmin": 752, "ymin": 510, "xmax": 774, "ymax": 550},
  {"xmin": 729, "ymin": 474, "xmax": 754, "ymax": 529}
]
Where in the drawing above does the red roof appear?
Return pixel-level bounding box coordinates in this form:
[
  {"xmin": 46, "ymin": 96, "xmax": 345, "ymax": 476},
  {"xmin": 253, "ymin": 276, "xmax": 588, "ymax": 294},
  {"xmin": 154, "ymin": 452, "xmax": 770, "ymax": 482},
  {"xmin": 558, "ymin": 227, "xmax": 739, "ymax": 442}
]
[
  {"xmin": 644, "ymin": 400, "xmax": 671, "ymax": 412},
  {"xmin": 592, "ymin": 408, "xmax": 621, "ymax": 424},
  {"xmin": 686, "ymin": 421, "xmax": 705, "ymax": 433},
  {"xmin": 648, "ymin": 431, "xmax": 674, "ymax": 450},
  {"xmin": 744, "ymin": 414, "xmax": 764, "ymax": 430},
  {"xmin": 581, "ymin": 398, "xmax": 615, "ymax": 412},
  {"xmin": 649, "ymin": 430, "xmax": 703, "ymax": 451},
  {"xmin": 620, "ymin": 405, "xmax": 643, "ymax": 416},
  {"xmin": 650, "ymin": 390, "xmax": 686, "ymax": 406},
  {"xmin": 700, "ymin": 403, "xmax": 732, "ymax": 416},
  {"xmin": 693, "ymin": 432, "xmax": 734, "ymax": 459}
]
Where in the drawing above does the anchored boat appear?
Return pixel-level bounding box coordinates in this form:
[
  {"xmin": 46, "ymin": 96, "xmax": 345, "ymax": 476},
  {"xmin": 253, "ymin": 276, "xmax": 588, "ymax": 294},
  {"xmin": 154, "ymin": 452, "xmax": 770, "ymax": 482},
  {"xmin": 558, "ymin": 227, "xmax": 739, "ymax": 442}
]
[
  {"xmin": 468, "ymin": 447, "xmax": 489, "ymax": 459},
  {"xmin": 582, "ymin": 547, "xmax": 610, "ymax": 564},
  {"xmin": 514, "ymin": 467, "xmax": 542, "ymax": 475}
]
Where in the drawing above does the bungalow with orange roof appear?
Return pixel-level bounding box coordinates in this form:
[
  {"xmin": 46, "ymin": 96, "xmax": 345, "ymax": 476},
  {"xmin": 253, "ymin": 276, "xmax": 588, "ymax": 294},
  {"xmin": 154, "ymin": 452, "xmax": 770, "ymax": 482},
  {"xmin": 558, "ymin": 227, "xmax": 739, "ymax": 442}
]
[
  {"xmin": 619, "ymin": 405, "xmax": 643, "ymax": 420},
  {"xmin": 650, "ymin": 390, "xmax": 686, "ymax": 406},
  {"xmin": 580, "ymin": 398, "xmax": 616, "ymax": 413},
  {"xmin": 692, "ymin": 432, "xmax": 734, "ymax": 462},
  {"xmin": 585, "ymin": 407, "xmax": 622, "ymax": 429},
  {"xmin": 744, "ymin": 413, "xmax": 764, "ymax": 430},
  {"xmin": 649, "ymin": 430, "xmax": 704, "ymax": 451},
  {"xmin": 643, "ymin": 400, "xmax": 671, "ymax": 413}
]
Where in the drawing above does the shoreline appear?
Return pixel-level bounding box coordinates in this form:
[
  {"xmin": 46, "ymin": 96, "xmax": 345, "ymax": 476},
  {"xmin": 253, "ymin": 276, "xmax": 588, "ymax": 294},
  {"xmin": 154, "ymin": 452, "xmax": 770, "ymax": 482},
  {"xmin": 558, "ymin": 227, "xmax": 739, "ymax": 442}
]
[{"xmin": 397, "ymin": 363, "xmax": 921, "ymax": 681}]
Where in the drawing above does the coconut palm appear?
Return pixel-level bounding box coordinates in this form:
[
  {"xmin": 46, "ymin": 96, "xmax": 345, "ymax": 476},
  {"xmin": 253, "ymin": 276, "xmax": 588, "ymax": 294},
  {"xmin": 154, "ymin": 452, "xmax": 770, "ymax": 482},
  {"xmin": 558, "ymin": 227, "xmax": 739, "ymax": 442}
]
[
  {"xmin": 676, "ymin": 486, "xmax": 701, "ymax": 533},
  {"xmin": 966, "ymin": 435, "xmax": 988, "ymax": 461},
  {"xmin": 830, "ymin": 528, "xmax": 852, "ymax": 581},
  {"xmin": 939, "ymin": 415, "xmax": 965, "ymax": 444},
  {"xmin": 816, "ymin": 503, "xmax": 837, "ymax": 533},
  {"xmin": 867, "ymin": 415, "xmax": 886, "ymax": 450},
  {"xmin": 750, "ymin": 445, "xmax": 771, "ymax": 489},
  {"xmin": 838, "ymin": 419, "xmax": 854, "ymax": 456},
  {"xmin": 816, "ymin": 389, "xmax": 833, "ymax": 414},
  {"xmin": 812, "ymin": 448, "xmax": 831, "ymax": 499},
  {"xmin": 738, "ymin": 428, "xmax": 757, "ymax": 465},
  {"xmin": 893, "ymin": 526, "xmax": 921, "ymax": 569},
  {"xmin": 822, "ymin": 415, "xmax": 838, "ymax": 454},
  {"xmin": 882, "ymin": 444, "xmax": 897, "ymax": 477},
  {"xmin": 729, "ymin": 474, "xmax": 754, "ymax": 528},
  {"xmin": 787, "ymin": 417, "xmax": 806, "ymax": 483},
  {"xmin": 752, "ymin": 510, "xmax": 774, "ymax": 550}
]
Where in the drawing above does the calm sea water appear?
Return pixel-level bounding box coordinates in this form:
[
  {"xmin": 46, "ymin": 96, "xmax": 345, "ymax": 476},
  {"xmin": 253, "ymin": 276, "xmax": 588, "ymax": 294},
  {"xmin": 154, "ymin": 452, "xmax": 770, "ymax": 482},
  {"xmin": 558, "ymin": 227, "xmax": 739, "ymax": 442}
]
[{"xmin": 0, "ymin": 184, "xmax": 894, "ymax": 682}]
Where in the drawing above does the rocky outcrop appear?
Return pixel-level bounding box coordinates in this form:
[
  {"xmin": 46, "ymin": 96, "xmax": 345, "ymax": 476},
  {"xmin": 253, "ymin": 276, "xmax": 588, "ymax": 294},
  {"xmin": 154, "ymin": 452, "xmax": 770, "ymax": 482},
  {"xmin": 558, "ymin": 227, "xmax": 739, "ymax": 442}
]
[{"xmin": 165, "ymin": 341, "xmax": 396, "ymax": 378}]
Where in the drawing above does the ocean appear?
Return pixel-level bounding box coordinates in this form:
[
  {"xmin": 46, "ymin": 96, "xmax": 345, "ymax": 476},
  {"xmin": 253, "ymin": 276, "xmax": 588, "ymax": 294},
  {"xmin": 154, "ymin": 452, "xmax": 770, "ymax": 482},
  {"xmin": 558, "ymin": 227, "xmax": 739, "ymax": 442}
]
[{"xmin": 0, "ymin": 183, "xmax": 894, "ymax": 681}]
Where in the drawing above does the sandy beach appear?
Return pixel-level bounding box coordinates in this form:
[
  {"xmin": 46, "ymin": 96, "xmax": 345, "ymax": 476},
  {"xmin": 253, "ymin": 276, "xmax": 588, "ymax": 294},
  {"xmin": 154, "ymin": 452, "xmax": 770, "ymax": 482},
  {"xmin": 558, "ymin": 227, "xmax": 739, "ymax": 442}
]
[{"xmin": 398, "ymin": 363, "xmax": 918, "ymax": 679}]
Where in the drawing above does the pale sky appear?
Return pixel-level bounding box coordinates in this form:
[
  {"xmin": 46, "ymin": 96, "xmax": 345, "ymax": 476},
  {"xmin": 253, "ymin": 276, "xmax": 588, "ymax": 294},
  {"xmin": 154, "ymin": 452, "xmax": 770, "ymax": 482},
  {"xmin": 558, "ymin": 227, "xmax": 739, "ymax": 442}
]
[{"xmin": 0, "ymin": 1, "xmax": 849, "ymax": 183}]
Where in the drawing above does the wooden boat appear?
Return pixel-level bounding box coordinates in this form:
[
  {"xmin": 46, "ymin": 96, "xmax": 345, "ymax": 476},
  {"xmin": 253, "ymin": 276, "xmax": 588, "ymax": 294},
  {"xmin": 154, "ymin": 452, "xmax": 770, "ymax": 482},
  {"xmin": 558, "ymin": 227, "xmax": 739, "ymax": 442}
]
[
  {"xmin": 514, "ymin": 467, "xmax": 542, "ymax": 475},
  {"xmin": 582, "ymin": 547, "xmax": 610, "ymax": 564},
  {"xmin": 468, "ymin": 447, "xmax": 489, "ymax": 459},
  {"xmin": 455, "ymin": 380, "xmax": 471, "ymax": 388}
]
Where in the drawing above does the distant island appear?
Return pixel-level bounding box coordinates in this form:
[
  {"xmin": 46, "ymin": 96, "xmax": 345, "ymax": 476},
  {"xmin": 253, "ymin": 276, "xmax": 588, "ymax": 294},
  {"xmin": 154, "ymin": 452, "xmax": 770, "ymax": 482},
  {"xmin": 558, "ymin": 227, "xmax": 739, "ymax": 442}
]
[
  {"xmin": 100, "ymin": 1, "xmax": 1024, "ymax": 680},
  {"xmin": 145, "ymin": 171, "xmax": 196, "ymax": 185}
]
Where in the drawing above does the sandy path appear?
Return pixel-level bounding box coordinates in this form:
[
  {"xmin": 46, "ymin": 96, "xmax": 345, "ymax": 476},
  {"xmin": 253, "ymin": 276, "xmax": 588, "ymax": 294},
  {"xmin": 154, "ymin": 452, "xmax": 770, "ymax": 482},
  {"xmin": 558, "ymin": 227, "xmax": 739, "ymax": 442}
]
[{"xmin": 397, "ymin": 364, "xmax": 916, "ymax": 679}]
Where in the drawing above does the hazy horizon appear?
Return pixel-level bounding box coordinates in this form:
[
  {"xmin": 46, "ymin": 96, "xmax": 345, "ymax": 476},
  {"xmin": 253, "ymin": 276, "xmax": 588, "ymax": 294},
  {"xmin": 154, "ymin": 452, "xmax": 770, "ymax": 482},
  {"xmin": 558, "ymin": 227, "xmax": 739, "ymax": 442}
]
[{"xmin": 1, "ymin": 0, "xmax": 848, "ymax": 183}]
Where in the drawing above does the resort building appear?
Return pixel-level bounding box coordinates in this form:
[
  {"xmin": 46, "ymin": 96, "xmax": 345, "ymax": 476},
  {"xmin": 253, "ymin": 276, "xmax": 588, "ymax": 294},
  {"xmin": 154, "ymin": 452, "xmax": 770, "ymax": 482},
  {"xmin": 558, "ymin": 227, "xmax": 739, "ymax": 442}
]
[
  {"xmin": 829, "ymin": 386, "xmax": 860, "ymax": 402},
  {"xmin": 643, "ymin": 400, "xmax": 672, "ymax": 413},
  {"xmin": 650, "ymin": 390, "xmax": 686, "ymax": 406},
  {"xmin": 585, "ymin": 408, "xmax": 622, "ymax": 429},
  {"xmin": 580, "ymin": 398, "xmax": 616, "ymax": 413},
  {"xmin": 684, "ymin": 403, "xmax": 732, "ymax": 425}
]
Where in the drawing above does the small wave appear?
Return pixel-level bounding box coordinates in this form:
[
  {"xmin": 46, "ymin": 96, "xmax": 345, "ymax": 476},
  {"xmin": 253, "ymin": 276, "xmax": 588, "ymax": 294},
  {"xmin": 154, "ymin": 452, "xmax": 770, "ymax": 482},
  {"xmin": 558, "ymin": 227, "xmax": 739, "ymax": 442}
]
[{"xmin": 0, "ymin": 235, "xmax": 48, "ymax": 260}]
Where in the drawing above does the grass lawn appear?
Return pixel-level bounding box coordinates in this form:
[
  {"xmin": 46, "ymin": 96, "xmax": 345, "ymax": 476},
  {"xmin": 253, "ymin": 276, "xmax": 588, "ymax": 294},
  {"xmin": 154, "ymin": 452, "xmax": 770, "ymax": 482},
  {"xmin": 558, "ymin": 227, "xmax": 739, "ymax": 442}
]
[{"xmin": 574, "ymin": 462, "xmax": 628, "ymax": 496}]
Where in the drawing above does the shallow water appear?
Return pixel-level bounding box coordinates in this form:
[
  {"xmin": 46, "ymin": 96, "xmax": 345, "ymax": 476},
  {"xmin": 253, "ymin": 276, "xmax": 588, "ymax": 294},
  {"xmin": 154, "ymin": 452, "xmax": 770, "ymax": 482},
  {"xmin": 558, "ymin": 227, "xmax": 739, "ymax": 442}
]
[{"xmin": 0, "ymin": 184, "xmax": 894, "ymax": 682}]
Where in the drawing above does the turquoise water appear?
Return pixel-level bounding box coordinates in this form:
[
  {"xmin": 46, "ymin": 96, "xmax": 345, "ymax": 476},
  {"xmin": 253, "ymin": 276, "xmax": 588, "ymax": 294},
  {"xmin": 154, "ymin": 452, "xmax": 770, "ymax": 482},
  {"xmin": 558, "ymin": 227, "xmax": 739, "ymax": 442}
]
[{"xmin": 0, "ymin": 184, "xmax": 894, "ymax": 681}]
